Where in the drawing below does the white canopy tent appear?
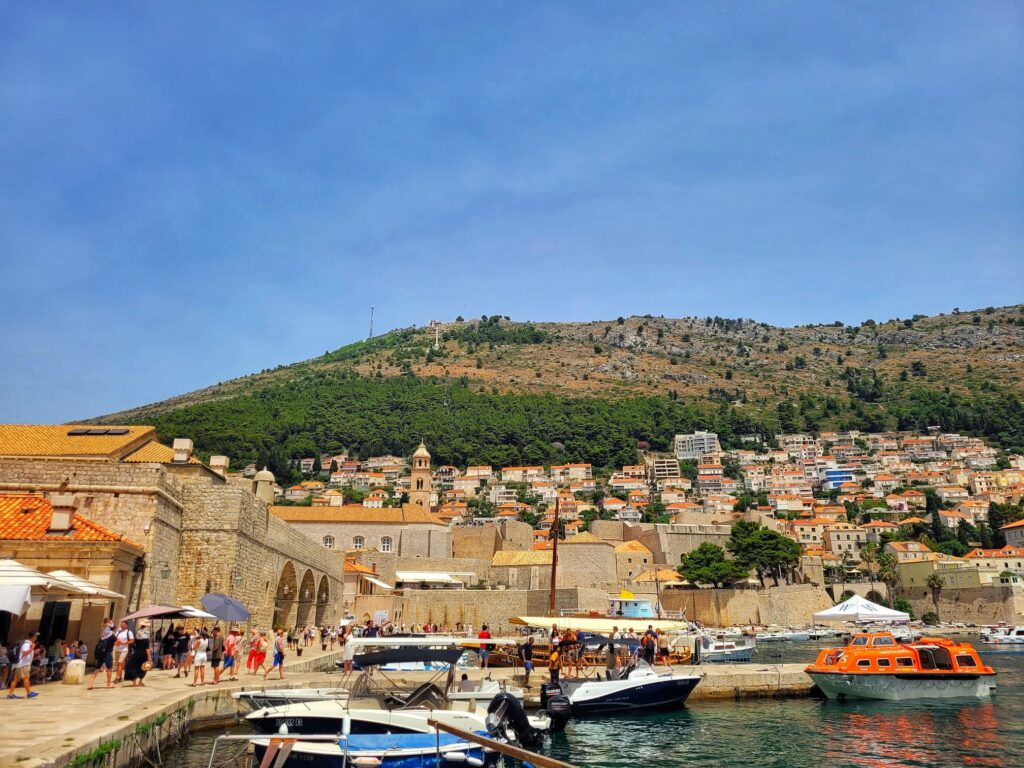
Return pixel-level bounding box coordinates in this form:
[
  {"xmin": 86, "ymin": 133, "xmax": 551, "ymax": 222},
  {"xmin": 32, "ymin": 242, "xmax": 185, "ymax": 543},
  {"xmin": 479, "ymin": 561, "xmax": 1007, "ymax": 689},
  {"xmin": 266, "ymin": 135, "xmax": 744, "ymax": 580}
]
[{"xmin": 813, "ymin": 594, "xmax": 910, "ymax": 623}]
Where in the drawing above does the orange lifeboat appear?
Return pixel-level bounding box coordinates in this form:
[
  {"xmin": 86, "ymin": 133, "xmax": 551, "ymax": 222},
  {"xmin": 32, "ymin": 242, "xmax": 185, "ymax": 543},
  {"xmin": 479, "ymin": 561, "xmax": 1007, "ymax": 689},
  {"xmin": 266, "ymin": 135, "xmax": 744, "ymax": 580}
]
[{"xmin": 805, "ymin": 632, "xmax": 996, "ymax": 701}]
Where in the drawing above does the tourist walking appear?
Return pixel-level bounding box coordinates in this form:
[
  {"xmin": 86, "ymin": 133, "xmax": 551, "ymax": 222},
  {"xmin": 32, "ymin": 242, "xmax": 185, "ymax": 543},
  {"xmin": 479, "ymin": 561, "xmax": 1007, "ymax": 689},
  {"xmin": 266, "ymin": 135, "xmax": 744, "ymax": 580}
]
[
  {"xmin": 88, "ymin": 618, "xmax": 115, "ymax": 690},
  {"xmin": 264, "ymin": 629, "xmax": 286, "ymax": 680},
  {"xmin": 124, "ymin": 624, "xmax": 152, "ymax": 687},
  {"xmin": 190, "ymin": 630, "xmax": 209, "ymax": 687},
  {"xmin": 113, "ymin": 620, "xmax": 134, "ymax": 683},
  {"xmin": 253, "ymin": 632, "xmax": 270, "ymax": 675},
  {"xmin": 328, "ymin": 625, "xmax": 337, "ymax": 650},
  {"xmin": 246, "ymin": 628, "xmax": 260, "ymax": 674},
  {"xmin": 209, "ymin": 627, "xmax": 225, "ymax": 684},
  {"xmin": 6, "ymin": 631, "xmax": 38, "ymax": 699},
  {"xmin": 223, "ymin": 629, "xmax": 239, "ymax": 681}
]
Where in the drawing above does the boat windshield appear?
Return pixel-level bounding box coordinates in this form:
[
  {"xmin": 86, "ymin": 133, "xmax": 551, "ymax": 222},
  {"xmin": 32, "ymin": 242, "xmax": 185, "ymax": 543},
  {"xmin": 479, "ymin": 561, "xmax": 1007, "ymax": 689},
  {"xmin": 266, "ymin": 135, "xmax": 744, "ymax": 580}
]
[{"xmin": 870, "ymin": 636, "xmax": 895, "ymax": 647}]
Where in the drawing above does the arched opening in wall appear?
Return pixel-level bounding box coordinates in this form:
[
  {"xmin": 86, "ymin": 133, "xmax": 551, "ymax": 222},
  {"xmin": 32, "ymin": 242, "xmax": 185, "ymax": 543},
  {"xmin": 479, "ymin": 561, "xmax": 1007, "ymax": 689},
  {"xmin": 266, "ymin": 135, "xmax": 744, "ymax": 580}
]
[
  {"xmin": 296, "ymin": 569, "xmax": 316, "ymax": 627},
  {"xmin": 315, "ymin": 575, "xmax": 330, "ymax": 625},
  {"xmin": 273, "ymin": 561, "xmax": 298, "ymax": 630},
  {"xmin": 866, "ymin": 589, "xmax": 886, "ymax": 604}
]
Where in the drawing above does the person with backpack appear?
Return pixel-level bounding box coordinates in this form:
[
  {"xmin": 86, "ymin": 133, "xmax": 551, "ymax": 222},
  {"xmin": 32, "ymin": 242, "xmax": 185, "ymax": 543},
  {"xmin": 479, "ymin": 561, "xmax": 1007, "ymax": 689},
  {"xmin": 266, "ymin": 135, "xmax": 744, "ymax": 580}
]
[
  {"xmin": 264, "ymin": 629, "xmax": 286, "ymax": 680},
  {"xmin": 6, "ymin": 631, "xmax": 38, "ymax": 699},
  {"xmin": 87, "ymin": 618, "xmax": 115, "ymax": 690}
]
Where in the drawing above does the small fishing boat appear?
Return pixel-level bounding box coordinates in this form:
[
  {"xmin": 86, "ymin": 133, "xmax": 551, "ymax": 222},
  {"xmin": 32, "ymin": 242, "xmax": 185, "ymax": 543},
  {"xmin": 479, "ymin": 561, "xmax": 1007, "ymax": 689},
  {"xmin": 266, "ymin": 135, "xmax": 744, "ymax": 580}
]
[
  {"xmin": 697, "ymin": 635, "xmax": 755, "ymax": 663},
  {"xmin": 806, "ymin": 631, "xmax": 996, "ymax": 701}
]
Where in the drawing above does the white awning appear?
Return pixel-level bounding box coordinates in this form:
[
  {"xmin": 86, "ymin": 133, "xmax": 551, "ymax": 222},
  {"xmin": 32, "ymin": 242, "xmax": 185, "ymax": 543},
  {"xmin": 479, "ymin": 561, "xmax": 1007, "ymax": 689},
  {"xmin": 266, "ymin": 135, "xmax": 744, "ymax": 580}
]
[
  {"xmin": 359, "ymin": 575, "xmax": 394, "ymax": 590},
  {"xmin": 47, "ymin": 570, "xmax": 124, "ymax": 599},
  {"xmin": 395, "ymin": 571, "xmax": 460, "ymax": 584}
]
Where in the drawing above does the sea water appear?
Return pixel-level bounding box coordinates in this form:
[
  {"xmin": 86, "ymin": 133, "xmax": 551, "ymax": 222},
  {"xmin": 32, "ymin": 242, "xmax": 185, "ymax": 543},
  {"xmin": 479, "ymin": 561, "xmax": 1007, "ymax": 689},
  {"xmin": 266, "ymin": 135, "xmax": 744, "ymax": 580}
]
[{"xmin": 163, "ymin": 640, "xmax": 1024, "ymax": 768}]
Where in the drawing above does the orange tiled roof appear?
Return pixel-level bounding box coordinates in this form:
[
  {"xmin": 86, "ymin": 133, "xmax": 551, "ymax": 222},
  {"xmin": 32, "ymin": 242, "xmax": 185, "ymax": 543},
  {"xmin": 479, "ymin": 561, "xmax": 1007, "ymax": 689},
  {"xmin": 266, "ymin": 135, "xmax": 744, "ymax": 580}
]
[
  {"xmin": 122, "ymin": 441, "xmax": 202, "ymax": 464},
  {"xmin": 0, "ymin": 494, "xmax": 143, "ymax": 547},
  {"xmin": 0, "ymin": 424, "xmax": 155, "ymax": 460}
]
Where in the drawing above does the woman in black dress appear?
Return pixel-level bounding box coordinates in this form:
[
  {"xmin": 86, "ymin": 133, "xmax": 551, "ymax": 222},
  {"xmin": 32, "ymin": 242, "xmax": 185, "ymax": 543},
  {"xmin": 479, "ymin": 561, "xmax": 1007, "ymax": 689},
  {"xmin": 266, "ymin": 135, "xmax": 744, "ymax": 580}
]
[{"xmin": 124, "ymin": 624, "xmax": 152, "ymax": 687}]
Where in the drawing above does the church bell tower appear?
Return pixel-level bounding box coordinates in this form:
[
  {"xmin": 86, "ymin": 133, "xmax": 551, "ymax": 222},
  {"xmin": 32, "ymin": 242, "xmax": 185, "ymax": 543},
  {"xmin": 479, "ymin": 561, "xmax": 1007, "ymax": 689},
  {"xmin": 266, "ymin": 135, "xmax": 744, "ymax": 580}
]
[{"xmin": 408, "ymin": 441, "xmax": 432, "ymax": 509}]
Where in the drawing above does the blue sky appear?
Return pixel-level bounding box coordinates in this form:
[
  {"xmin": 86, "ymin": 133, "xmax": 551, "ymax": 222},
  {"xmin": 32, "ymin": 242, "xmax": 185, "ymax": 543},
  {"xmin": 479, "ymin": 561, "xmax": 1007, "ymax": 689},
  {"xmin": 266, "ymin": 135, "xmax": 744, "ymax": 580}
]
[{"xmin": 1, "ymin": 2, "xmax": 1021, "ymax": 423}]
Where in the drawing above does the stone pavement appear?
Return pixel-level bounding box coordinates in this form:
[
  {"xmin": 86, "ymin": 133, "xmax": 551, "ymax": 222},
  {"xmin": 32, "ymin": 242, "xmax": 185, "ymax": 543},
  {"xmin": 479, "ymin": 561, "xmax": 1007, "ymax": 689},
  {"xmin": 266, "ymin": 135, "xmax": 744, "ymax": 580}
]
[{"xmin": 0, "ymin": 641, "xmax": 350, "ymax": 768}]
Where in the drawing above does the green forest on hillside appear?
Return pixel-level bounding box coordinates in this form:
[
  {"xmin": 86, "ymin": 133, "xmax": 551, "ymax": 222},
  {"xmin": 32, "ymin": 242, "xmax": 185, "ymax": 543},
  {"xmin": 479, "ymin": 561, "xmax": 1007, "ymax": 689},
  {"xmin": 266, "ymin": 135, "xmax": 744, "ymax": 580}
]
[{"xmin": 135, "ymin": 370, "xmax": 1024, "ymax": 472}]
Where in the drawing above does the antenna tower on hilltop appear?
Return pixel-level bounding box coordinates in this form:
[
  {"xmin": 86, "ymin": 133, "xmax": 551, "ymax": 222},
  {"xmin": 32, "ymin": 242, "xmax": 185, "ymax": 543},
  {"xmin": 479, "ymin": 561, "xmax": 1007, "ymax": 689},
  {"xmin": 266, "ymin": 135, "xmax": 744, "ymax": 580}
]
[{"xmin": 368, "ymin": 305, "xmax": 374, "ymax": 340}]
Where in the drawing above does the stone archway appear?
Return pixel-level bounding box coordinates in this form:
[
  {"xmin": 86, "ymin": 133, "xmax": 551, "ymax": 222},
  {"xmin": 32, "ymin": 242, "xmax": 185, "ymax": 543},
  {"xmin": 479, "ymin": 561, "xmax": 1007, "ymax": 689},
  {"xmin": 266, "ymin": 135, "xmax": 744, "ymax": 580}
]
[
  {"xmin": 296, "ymin": 569, "xmax": 316, "ymax": 627},
  {"xmin": 315, "ymin": 575, "xmax": 330, "ymax": 626},
  {"xmin": 273, "ymin": 561, "xmax": 298, "ymax": 630},
  {"xmin": 866, "ymin": 589, "xmax": 886, "ymax": 604}
]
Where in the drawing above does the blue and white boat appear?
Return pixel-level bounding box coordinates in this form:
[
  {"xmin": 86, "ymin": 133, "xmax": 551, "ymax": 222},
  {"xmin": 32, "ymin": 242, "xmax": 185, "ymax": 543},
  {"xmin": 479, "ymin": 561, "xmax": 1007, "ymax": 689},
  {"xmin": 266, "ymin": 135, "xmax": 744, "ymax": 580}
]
[{"xmin": 251, "ymin": 730, "xmax": 495, "ymax": 768}]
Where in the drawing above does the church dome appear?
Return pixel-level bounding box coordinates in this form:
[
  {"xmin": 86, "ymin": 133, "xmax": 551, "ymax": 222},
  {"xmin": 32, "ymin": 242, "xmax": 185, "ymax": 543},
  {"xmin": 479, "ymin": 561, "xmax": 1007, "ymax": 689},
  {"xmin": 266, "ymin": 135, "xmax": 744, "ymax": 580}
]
[
  {"xmin": 254, "ymin": 467, "xmax": 275, "ymax": 482},
  {"xmin": 413, "ymin": 441, "xmax": 430, "ymax": 459}
]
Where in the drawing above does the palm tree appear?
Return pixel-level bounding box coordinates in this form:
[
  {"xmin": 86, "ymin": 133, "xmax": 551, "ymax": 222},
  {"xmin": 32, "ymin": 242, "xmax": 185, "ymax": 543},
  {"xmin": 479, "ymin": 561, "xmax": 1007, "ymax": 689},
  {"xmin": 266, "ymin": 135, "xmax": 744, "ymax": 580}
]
[
  {"xmin": 926, "ymin": 573, "xmax": 944, "ymax": 621},
  {"xmin": 860, "ymin": 542, "xmax": 879, "ymax": 597}
]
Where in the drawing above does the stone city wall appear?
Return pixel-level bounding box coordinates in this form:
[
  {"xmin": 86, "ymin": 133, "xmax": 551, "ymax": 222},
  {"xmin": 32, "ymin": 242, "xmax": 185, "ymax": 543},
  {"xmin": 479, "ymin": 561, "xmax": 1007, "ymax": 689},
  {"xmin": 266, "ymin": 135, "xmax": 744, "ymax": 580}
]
[
  {"xmin": 902, "ymin": 586, "xmax": 1024, "ymax": 624},
  {"xmin": 659, "ymin": 583, "xmax": 834, "ymax": 626}
]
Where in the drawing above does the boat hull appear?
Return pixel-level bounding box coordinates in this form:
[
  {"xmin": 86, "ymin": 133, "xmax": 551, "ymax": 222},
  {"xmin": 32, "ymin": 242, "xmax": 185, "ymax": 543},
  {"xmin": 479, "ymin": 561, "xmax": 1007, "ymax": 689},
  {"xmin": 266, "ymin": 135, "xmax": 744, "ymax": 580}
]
[
  {"xmin": 247, "ymin": 705, "xmax": 487, "ymax": 737},
  {"xmin": 808, "ymin": 671, "xmax": 996, "ymax": 701},
  {"xmin": 702, "ymin": 647, "xmax": 755, "ymax": 663},
  {"xmin": 252, "ymin": 735, "xmax": 495, "ymax": 768},
  {"xmin": 567, "ymin": 675, "xmax": 701, "ymax": 716}
]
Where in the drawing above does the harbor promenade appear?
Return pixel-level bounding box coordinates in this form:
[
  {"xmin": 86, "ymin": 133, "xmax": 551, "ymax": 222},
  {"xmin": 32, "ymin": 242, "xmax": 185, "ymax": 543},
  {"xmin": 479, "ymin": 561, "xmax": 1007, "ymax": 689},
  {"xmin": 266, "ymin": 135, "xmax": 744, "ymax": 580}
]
[{"xmin": 0, "ymin": 649, "xmax": 812, "ymax": 768}]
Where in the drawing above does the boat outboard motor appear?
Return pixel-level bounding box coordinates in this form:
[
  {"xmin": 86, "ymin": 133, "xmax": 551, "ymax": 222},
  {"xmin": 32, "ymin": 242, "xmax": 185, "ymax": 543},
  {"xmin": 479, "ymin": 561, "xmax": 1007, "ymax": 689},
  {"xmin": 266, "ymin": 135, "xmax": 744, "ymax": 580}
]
[
  {"xmin": 539, "ymin": 681, "xmax": 562, "ymax": 708},
  {"xmin": 544, "ymin": 694, "xmax": 572, "ymax": 733},
  {"xmin": 486, "ymin": 692, "xmax": 546, "ymax": 750}
]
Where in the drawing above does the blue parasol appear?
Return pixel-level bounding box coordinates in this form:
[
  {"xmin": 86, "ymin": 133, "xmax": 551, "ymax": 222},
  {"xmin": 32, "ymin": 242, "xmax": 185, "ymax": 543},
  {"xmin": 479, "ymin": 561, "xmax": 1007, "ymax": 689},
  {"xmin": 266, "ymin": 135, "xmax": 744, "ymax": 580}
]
[{"xmin": 199, "ymin": 592, "xmax": 250, "ymax": 622}]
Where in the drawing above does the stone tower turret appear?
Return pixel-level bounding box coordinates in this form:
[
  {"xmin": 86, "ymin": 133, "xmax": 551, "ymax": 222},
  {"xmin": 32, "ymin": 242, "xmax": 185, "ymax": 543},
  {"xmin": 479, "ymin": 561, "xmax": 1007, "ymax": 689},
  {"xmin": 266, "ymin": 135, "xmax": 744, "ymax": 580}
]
[{"xmin": 253, "ymin": 467, "xmax": 276, "ymax": 505}]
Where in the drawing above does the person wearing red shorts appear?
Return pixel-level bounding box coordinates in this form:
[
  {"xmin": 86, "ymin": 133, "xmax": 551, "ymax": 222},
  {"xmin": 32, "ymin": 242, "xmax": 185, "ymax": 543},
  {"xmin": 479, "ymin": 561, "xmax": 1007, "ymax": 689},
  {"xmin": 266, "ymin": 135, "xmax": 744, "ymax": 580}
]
[{"xmin": 246, "ymin": 629, "xmax": 260, "ymax": 674}]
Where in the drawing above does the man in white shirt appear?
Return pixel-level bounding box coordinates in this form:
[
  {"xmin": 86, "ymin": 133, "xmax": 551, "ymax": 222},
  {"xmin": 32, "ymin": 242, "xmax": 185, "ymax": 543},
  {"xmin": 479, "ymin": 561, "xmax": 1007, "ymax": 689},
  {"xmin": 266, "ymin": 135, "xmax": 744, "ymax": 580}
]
[
  {"xmin": 113, "ymin": 621, "xmax": 134, "ymax": 683},
  {"xmin": 6, "ymin": 631, "xmax": 38, "ymax": 699}
]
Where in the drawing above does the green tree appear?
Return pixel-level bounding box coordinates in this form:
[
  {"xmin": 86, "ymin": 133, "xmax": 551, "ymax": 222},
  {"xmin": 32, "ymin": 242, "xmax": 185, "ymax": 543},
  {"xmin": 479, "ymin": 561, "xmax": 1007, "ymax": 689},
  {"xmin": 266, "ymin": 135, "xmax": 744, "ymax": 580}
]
[
  {"xmin": 925, "ymin": 573, "xmax": 944, "ymax": 621},
  {"xmin": 726, "ymin": 521, "xmax": 802, "ymax": 587},
  {"xmin": 678, "ymin": 543, "xmax": 748, "ymax": 588},
  {"xmin": 860, "ymin": 542, "xmax": 880, "ymax": 596}
]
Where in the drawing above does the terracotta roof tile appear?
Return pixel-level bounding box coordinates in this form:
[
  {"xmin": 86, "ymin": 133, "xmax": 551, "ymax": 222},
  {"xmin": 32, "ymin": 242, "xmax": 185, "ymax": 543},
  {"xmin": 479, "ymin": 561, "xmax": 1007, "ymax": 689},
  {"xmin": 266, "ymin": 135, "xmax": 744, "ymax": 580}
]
[
  {"xmin": 0, "ymin": 494, "xmax": 143, "ymax": 548},
  {"xmin": 0, "ymin": 424, "xmax": 154, "ymax": 460}
]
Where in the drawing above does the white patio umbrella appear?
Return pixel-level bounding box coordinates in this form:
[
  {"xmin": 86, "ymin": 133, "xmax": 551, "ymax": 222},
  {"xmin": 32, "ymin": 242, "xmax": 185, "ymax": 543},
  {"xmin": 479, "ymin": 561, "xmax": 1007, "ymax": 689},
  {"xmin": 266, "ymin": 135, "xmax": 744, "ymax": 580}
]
[
  {"xmin": 813, "ymin": 593, "xmax": 910, "ymax": 623},
  {"xmin": 46, "ymin": 570, "xmax": 125, "ymax": 600},
  {"xmin": 0, "ymin": 559, "xmax": 90, "ymax": 615}
]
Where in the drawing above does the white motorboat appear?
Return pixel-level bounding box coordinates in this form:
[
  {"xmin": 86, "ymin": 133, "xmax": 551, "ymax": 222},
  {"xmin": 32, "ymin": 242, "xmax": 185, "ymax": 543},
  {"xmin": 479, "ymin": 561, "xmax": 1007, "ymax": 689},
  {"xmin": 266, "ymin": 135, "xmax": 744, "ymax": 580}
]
[
  {"xmin": 757, "ymin": 629, "xmax": 811, "ymax": 642},
  {"xmin": 697, "ymin": 635, "xmax": 755, "ymax": 663},
  {"xmin": 233, "ymin": 687, "xmax": 349, "ymax": 711},
  {"xmin": 542, "ymin": 659, "xmax": 701, "ymax": 726},
  {"xmin": 980, "ymin": 625, "xmax": 1024, "ymax": 647},
  {"xmin": 448, "ymin": 677, "xmax": 525, "ymax": 702}
]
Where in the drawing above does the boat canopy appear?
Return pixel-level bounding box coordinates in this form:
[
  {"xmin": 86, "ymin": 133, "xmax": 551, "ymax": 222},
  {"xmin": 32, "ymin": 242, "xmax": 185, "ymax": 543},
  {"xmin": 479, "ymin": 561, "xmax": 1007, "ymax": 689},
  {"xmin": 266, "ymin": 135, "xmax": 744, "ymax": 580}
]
[
  {"xmin": 352, "ymin": 646, "xmax": 465, "ymax": 669},
  {"xmin": 813, "ymin": 594, "xmax": 910, "ymax": 623},
  {"xmin": 510, "ymin": 615, "xmax": 688, "ymax": 633}
]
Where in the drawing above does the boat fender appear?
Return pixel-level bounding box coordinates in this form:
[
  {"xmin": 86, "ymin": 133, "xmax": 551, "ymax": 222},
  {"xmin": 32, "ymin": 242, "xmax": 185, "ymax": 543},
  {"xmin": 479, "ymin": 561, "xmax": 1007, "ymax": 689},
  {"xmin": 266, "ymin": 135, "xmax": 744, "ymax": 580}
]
[
  {"xmin": 486, "ymin": 692, "xmax": 547, "ymax": 749},
  {"xmin": 445, "ymin": 751, "xmax": 467, "ymax": 763}
]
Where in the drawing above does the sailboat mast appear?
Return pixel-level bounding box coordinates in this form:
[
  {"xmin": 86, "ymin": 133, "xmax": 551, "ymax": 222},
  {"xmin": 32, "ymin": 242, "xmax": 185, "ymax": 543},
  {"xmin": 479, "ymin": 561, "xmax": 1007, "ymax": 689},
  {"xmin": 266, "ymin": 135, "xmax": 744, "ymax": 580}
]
[{"xmin": 548, "ymin": 496, "xmax": 560, "ymax": 616}]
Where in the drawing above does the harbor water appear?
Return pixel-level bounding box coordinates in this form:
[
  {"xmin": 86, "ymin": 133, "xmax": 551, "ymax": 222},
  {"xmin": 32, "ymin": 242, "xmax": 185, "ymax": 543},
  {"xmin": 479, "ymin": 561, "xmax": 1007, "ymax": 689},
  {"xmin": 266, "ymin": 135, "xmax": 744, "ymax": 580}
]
[{"xmin": 164, "ymin": 640, "xmax": 1024, "ymax": 768}]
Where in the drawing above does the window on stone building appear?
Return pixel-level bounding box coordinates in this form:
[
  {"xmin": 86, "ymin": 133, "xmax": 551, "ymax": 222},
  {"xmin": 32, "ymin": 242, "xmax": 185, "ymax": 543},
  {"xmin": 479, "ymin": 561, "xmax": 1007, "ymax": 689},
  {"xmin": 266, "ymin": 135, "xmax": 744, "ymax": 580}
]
[
  {"xmin": 353, "ymin": 536, "xmax": 364, "ymax": 550},
  {"xmin": 381, "ymin": 536, "xmax": 393, "ymax": 553},
  {"xmin": 323, "ymin": 535, "xmax": 335, "ymax": 549}
]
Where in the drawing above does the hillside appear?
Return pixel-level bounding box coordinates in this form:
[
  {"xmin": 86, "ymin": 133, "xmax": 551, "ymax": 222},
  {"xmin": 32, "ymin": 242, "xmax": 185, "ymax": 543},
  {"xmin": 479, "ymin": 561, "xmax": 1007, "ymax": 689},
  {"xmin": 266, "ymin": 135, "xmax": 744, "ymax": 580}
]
[{"xmin": 94, "ymin": 306, "xmax": 1024, "ymax": 468}]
